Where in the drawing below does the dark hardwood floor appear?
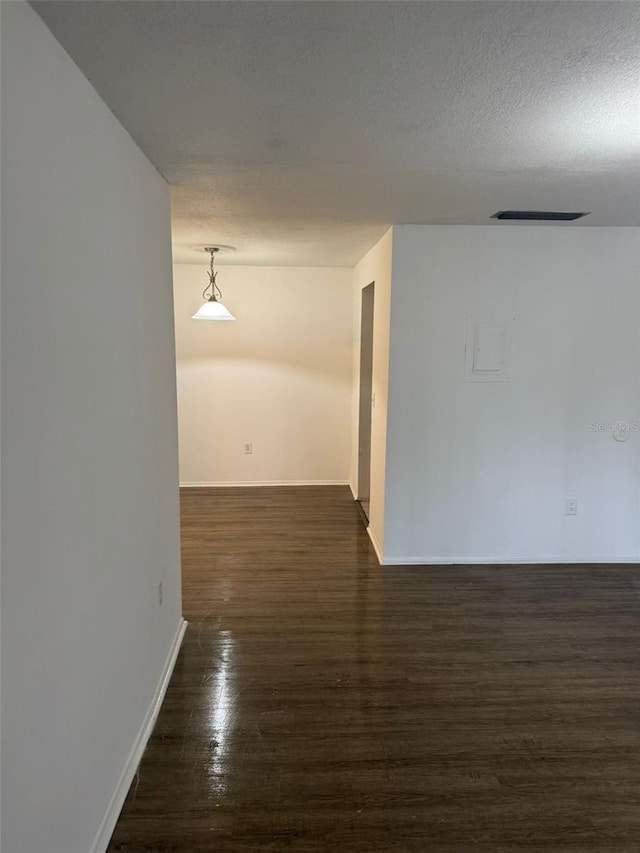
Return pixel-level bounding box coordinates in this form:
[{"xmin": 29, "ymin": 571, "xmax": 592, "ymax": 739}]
[{"xmin": 108, "ymin": 486, "xmax": 640, "ymax": 852}]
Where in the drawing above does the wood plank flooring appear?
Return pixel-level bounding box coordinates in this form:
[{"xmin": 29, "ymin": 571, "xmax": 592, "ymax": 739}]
[{"xmin": 108, "ymin": 486, "xmax": 640, "ymax": 852}]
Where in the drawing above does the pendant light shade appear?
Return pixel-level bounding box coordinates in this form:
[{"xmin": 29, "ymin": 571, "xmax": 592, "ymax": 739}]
[
  {"xmin": 191, "ymin": 246, "xmax": 236, "ymax": 321},
  {"xmin": 192, "ymin": 300, "xmax": 236, "ymax": 321}
]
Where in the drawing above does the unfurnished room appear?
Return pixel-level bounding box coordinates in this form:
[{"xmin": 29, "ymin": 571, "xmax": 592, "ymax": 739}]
[{"xmin": 1, "ymin": 2, "xmax": 639, "ymax": 852}]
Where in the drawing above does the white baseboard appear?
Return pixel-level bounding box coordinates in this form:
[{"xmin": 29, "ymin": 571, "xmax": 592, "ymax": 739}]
[
  {"xmin": 349, "ymin": 483, "xmax": 358, "ymax": 501},
  {"xmin": 366, "ymin": 525, "xmax": 383, "ymax": 564},
  {"xmin": 180, "ymin": 480, "xmax": 349, "ymax": 487},
  {"xmin": 380, "ymin": 554, "xmax": 640, "ymax": 566},
  {"xmin": 90, "ymin": 617, "xmax": 188, "ymax": 853}
]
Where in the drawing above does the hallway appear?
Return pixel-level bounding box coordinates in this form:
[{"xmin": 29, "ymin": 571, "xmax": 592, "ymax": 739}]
[{"xmin": 108, "ymin": 487, "xmax": 640, "ymax": 852}]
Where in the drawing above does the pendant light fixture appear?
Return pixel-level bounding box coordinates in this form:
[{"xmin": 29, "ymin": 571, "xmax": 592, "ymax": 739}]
[{"xmin": 191, "ymin": 247, "xmax": 236, "ymax": 321}]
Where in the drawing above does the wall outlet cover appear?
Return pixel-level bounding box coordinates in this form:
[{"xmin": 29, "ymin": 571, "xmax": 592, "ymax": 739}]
[{"xmin": 565, "ymin": 497, "xmax": 578, "ymax": 516}]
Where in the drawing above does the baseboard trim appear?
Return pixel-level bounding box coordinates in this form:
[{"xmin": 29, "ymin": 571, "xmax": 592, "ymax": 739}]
[
  {"xmin": 380, "ymin": 555, "xmax": 640, "ymax": 566},
  {"xmin": 90, "ymin": 617, "xmax": 188, "ymax": 853},
  {"xmin": 349, "ymin": 483, "xmax": 358, "ymax": 501},
  {"xmin": 180, "ymin": 480, "xmax": 349, "ymax": 488},
  {"xmin": 366, "ymin": 525, "xmax": 383, "ymax": 564}
]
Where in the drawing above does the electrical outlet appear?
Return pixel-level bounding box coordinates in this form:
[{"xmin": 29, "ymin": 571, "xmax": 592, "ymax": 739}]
[
  {"xmin": 565, "ymin": 497, "xmax": 578, "ymax": 516},
  {"xmin": 244, "ymin": 442, "xmax": 253, "ymax": 454},
  {"xmin": 157, "ymin": 582, "xmax": 163, "ymax": 607}
]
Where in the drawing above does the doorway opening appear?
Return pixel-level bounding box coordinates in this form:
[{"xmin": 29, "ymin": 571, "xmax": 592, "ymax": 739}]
[{"xmin": 357, "ymin": 282, "xmax": 375, "ymax": 522}]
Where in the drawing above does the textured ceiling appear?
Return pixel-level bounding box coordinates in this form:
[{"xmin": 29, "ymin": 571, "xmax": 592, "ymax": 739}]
[{"xmin": 33, "ymin": 1, "xmax": 640, "ymax": 266}]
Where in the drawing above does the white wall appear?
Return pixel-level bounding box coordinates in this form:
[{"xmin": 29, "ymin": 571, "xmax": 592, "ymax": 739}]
[
  {"xmin": 351, "ymin": 229, "xmax": 393, "ymax": 556},
  {"xmin": 174, "ymin": 264, "xmax": 353, "ymax": 485},
  {"xmin": 384, "ymin": 225, "xmax": 640, "ymax": 563},
  {"xmin": 1, "ymin": 5, "xmax": 183, "ymax": 852}
]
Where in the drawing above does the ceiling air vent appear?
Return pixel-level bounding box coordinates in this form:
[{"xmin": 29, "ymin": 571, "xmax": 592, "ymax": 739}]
[{"xmin": 492, "ymin": 210, "xmax": 590, "ymax": 221}]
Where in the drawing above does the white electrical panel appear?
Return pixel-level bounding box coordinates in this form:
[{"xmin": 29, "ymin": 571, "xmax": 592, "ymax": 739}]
[{"xmin": 465, "ymin": 318, "xmax": 513, "ymax": 382}]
